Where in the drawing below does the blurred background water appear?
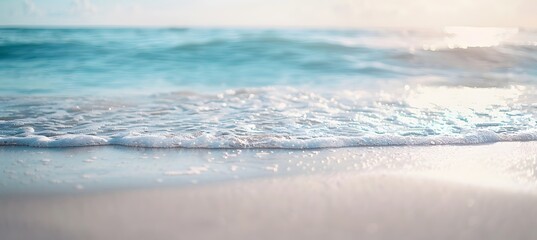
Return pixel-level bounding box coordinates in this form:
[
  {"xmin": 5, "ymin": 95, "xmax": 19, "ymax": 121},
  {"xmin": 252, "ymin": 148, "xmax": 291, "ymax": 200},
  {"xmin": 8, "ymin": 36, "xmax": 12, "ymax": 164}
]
[
  {"xmin": 1, "ymin": 27, "xmax": 537, "ymax": 148},
  {"xmin": 1, "ymin": 27, "xmax": 536, "ymax": 95}
]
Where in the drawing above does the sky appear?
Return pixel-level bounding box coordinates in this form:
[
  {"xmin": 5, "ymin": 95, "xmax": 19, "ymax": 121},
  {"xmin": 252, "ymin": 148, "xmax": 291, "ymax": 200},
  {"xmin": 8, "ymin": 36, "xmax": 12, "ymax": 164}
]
[{"xmin": 1, "ymin": 0, "xmax": 536, "ymax": 28}]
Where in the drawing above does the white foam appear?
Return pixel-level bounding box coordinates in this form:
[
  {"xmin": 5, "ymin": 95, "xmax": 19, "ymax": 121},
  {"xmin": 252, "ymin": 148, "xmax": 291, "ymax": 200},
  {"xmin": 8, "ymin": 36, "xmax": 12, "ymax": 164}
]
[
  {"xmin": 1, "ymin": 130, "xmax": 536, "ymax": 149},
  {"xmin": 0, "ymin": 135, "xmax": 107, "ymax": 147},
  {"xmin": 2, "ymin": 86, "xmax": 537, "ymax": 149}
]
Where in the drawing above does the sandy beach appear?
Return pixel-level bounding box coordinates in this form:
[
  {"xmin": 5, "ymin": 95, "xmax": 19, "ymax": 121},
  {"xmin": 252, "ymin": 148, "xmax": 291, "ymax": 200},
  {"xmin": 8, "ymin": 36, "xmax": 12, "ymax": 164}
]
[
  {"xmin": 2, "ymin": 142, "xmax": 537, "ymax": 240},
  {"xmin": 2, "ymin": 172, "xmax": 537, "ymax": 240}
]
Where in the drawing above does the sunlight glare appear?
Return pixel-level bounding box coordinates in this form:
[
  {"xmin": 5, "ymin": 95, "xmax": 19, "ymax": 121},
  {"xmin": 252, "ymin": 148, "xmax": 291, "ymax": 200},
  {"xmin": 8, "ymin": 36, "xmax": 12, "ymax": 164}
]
[{"xmin": 443, "ymin": 26, "xmax": 519, "ymax": 49}]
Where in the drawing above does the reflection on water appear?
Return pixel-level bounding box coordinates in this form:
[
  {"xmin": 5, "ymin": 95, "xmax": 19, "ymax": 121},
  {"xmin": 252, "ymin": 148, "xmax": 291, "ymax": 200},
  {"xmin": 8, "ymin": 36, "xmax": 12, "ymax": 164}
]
[
  {"xmin": 405, "ymin": 85, "xmax": 524, "ymax": 110},
  {"xmin": 443, "ymin": 26, "xmax": 519, "ymax": 49}
]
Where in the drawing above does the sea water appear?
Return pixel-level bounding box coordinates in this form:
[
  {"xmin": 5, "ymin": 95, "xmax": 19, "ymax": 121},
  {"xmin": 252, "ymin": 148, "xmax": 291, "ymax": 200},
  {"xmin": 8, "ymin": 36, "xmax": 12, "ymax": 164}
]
[{"xmin": 1, "ymin": 27, "xmax": 537, "ymax": 148}]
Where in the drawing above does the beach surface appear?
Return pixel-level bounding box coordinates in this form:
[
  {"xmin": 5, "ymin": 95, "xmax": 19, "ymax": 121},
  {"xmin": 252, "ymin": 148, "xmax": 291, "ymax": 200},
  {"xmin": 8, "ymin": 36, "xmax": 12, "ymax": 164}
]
[
  {"xmin": 2, "ymin": 142, "xmax": 537, "ymax": 239},
  {"xmin": 1, "ymin": 172, "xmax": 537, "ymax": 240}
]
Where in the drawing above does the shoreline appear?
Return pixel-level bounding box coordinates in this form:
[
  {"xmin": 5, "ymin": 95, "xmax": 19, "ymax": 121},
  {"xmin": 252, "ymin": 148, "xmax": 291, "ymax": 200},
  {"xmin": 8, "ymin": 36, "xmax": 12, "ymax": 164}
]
[{"xmin": 2, "ymin": 142, "xmax": 537, "ymax": 195}]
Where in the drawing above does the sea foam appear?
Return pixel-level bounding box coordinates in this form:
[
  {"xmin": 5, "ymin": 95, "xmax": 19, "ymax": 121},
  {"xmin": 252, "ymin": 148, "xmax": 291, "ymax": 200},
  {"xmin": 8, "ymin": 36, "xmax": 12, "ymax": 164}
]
[
  {"xmin": 1, "ymin": 86, "xmax": 537, "ymax": 148},
  {"xmin": 0, "ymin": 130, "xmax": 536, "ymax": 148}
]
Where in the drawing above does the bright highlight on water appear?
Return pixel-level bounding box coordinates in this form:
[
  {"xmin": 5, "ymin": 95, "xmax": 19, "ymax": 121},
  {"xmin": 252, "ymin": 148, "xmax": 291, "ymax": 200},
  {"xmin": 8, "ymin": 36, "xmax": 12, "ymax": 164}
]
[{"xmin": 1, "ymin": 27, "xmax": 537, "ymax": 148}]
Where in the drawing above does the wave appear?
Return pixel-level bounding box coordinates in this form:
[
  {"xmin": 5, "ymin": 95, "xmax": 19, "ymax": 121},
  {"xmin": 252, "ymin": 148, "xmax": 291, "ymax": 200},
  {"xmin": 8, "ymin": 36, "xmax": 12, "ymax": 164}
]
[
  {"xmin": 1, "ymin": 28, "xmax": 537, "ymax": 148},
  {"xmin": 1, "ymin": 85, "xmax": 537, "ymax": 148},
  {"xmin": 1, "ymin": 27, "xmax": 537, "ymax": 95},
  {"xmin": 2, "ymin": 130, "xmax": 537, "ymax": 148}
]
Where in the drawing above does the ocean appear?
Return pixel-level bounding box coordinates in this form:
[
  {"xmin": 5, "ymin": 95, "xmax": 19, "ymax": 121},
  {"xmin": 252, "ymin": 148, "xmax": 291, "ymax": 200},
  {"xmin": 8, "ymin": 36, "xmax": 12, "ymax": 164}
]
[{"xmin": 1, "ymin": 27, "xmax": 537, "ymax": 148}]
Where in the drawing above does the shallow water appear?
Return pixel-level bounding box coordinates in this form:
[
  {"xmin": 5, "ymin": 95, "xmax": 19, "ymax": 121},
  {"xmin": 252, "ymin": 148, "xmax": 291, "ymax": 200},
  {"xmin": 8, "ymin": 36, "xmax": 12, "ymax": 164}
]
[
  {"xmin": 2, "ymin": 142, "xmax": 537, "ymax": 194},
  {"xmin": 1, "ymin": 27, "xmax": 537, "ymax": 148}
]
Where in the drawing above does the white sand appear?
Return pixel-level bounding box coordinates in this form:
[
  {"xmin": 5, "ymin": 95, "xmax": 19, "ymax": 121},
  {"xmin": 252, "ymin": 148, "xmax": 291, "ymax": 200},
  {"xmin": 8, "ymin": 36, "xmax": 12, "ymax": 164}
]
[
  {"xmin": 2, "ymin": 142, "xmax": 537, "ymax": 239},
  {"xmin": 1, "ymin": 172, "xmax": 537, "ymax": 240}
]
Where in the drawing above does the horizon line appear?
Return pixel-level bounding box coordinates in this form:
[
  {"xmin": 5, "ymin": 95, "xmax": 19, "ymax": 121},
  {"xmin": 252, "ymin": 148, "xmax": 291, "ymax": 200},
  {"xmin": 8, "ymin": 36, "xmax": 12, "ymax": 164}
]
[{"xmin": 0, "ymin": 24, "xmax": 530, "ymax": 30}]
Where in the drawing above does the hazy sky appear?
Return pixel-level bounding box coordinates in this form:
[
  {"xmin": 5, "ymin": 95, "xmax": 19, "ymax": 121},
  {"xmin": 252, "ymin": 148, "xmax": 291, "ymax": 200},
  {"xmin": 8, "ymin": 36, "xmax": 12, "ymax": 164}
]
[{"xmin": 1, "ymin": 0, "xmax": 536, "ymax": 28}]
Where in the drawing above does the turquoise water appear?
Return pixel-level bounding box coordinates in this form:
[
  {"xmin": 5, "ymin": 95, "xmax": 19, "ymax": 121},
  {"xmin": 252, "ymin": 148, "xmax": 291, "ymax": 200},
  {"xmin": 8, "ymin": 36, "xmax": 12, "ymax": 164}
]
[
  {"xmin": 0, "ymin": 28, "xmax": 417, "ymax": 94},
  {"xmin": 1, "ymin": 27, "xmax": 537, "ymax": 148}
]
